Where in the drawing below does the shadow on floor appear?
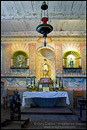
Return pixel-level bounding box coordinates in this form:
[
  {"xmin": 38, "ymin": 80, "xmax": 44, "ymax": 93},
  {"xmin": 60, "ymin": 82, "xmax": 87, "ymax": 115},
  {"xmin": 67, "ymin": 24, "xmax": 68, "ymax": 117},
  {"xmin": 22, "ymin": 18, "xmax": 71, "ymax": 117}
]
[{"xmin": 1, "ymin": 105, "xmax": 86, "ymax": 129}]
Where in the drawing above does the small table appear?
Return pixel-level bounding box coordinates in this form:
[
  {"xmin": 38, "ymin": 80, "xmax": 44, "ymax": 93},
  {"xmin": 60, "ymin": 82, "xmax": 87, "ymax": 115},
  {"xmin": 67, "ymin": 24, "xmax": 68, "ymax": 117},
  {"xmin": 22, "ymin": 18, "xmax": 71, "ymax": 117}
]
[{"xmin": 78, "ymin": 99, "xmax": 86, "ymax": 122}]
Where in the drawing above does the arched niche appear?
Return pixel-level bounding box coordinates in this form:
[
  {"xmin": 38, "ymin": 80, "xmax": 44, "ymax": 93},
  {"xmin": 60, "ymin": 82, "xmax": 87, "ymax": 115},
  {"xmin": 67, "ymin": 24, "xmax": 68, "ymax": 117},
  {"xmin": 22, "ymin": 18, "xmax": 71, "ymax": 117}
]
[
  {"xmin": 36, "ymin": 47, "xmax": 55, "ymax": 80},
  {"xmin": 11, "ymin": 50, "xmax": 29, "ymax": 68},
  {"xmin": 63, "ymin": 51, "xmax": 81, "ymax": 68}
]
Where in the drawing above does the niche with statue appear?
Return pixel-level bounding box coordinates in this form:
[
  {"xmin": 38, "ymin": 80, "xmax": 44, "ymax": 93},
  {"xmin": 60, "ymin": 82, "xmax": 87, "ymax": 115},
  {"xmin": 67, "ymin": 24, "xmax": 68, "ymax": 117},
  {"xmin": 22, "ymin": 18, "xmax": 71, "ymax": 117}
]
[
  {"xmin": 11, "ymin": 50, "xmax": 29, "ymax": 68},
  {"xmin": 63, "ymin": 51, "xmax": 82, "ymax": 74}
]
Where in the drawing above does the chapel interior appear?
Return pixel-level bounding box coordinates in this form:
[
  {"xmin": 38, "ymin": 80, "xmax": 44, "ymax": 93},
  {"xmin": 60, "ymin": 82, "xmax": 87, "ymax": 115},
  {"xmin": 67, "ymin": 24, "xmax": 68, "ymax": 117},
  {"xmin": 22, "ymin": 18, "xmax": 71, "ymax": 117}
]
[{"xmin": 1, "ymin": 1, "xmax": 86, "ymax": 129}]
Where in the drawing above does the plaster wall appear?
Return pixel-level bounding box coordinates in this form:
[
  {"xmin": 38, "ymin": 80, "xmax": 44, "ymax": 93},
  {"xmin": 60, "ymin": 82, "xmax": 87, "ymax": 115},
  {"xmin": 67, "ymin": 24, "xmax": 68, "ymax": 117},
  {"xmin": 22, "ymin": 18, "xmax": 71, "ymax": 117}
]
[{"xmin": 1, "ymin": 37, "xmax": 86, "ymax": 108}]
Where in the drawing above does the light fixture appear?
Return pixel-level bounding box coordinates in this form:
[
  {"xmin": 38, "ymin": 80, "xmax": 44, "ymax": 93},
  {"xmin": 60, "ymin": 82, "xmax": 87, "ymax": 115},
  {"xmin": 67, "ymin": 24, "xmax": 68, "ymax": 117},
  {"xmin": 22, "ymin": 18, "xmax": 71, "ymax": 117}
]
[
  {"xmin": 37, "ymin": 37, "xmax": 52, "ymax": 43},
  {"xmin": 36, "ymin": 1, "xmax": 53, "ymax": 47}
]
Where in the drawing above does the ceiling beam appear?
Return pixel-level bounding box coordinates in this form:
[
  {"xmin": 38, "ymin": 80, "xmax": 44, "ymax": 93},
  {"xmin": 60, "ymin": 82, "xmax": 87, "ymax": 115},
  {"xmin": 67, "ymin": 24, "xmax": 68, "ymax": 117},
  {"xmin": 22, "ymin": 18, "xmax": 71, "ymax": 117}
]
[{"xmin": 1, "ymin": 31, "xmax": 86, "ymax": 37}]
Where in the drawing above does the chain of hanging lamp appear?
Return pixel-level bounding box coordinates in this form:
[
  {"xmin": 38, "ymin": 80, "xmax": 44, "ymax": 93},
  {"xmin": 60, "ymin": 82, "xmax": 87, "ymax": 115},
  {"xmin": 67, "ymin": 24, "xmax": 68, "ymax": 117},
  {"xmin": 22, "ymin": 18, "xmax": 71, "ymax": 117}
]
[{"xmin": 36, "ymin": 1, "xmax": 53, "ymax": 47}]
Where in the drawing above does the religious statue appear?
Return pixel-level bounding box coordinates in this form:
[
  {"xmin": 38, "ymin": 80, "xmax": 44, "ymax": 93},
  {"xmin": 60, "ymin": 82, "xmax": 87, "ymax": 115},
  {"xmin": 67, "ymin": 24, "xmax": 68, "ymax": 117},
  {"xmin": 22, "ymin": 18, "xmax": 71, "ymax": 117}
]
[
  {"xmin": 43, "ymin": 59, "xmax": 49, "ymax": 78},
  {"xmin": 16, "ymin": 55, "xmax": 25, "ymax": 67},
  {"xmin": 70, "ymin": 58, "xmax": 74, "ymax": 67},
  {"xmin": 18, "ymin": 58, "xmax": 22, "ymax": 67}
]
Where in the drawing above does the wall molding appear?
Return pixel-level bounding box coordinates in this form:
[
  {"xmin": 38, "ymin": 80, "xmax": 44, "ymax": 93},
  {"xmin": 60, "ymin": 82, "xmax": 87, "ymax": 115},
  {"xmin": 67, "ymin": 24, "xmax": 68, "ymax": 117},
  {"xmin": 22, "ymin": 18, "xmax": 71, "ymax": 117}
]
[{"xmin": 1, "ymin": 37, "xmax": 86, "ymax": 44}]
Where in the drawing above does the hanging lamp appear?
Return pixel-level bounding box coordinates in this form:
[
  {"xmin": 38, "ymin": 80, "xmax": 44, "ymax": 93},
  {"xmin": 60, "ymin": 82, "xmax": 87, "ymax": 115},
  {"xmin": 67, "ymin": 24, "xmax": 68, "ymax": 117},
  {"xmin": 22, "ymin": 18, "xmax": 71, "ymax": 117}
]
[{"xmin": 36, "ymin": 1, "xmax": 53, "ymax": 47}]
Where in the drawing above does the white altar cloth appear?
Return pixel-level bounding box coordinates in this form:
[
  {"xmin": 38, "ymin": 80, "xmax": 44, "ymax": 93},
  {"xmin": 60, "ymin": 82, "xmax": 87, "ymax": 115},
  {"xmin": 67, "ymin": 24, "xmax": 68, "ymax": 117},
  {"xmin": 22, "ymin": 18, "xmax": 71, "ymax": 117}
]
[{"xmin": 22, "ymin": 92, "xmax": 70, "ymax": 107}]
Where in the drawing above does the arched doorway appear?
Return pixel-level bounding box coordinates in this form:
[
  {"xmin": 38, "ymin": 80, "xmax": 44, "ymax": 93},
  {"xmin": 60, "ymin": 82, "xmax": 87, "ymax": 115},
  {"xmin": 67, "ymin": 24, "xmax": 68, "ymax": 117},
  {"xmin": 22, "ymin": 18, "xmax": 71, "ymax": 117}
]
[{"xmin": 36, "ymin": 47, "xmax": 55, "ymax": 80}]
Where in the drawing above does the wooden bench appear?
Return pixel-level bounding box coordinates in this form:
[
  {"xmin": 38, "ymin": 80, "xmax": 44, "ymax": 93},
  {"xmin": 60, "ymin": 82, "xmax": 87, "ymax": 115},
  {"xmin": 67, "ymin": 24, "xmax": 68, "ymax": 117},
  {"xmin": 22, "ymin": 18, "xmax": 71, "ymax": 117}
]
[{"xmin": 73, "ymin": 89, "xmax": 85, "ymax": 109}]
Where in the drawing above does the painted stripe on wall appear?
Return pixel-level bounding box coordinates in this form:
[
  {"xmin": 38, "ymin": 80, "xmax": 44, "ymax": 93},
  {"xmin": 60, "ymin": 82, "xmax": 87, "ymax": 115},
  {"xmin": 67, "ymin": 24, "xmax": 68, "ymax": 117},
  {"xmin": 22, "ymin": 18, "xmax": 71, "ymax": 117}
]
[
  {"xmin": 1, "ymin": 44, "xmax": 5, "ymax": 74},
  {"xmin": 4, "ymin": 44, "xmax": 11, "ymax": 74}
]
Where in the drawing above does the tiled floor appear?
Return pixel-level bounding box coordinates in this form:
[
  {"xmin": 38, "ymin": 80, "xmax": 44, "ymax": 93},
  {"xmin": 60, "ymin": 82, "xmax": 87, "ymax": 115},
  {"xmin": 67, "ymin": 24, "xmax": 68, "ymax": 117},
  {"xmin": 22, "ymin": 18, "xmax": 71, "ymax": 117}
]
[{"xmin": 1, "ymin": 106, "xmax": 86, "ymax": 129}]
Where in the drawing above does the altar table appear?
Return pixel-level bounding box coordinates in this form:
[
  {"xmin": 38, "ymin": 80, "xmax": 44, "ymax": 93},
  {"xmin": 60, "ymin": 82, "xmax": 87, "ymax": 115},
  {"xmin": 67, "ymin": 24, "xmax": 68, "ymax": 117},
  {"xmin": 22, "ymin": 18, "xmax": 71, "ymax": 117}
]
[{"xmin": 22, "ymin": 92, "xmax": 70, "ymax": 107}]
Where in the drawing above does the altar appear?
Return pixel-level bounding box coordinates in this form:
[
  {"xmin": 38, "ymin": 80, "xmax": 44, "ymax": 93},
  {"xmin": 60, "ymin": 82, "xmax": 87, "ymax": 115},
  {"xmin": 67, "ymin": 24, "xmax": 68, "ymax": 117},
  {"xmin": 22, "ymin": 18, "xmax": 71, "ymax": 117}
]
[{"xmin": 22, "ymin": 92, "xmax": 70, "ymax": 108}]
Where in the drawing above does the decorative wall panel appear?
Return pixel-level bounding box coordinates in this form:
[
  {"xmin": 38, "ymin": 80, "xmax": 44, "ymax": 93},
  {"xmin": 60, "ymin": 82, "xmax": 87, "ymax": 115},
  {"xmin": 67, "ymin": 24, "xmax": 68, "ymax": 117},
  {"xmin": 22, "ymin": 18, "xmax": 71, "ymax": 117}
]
[
  {"xmin": 55, "ymin": 43, "xmax": 62, "ymax": 73},
  {"xmin": 62, "ymin": 42, "xmax": 80, "ymax": 55},
  {"xmin": 11, "ymin": 43, "xmax": 29, "ymax": 56},
  {"xmin": 4, "ymin": 44, "xmax": 11, "ymax": 73},
  {"xmin": 2, "ymin": 77, "xmax": 86, "ymax": 89},
  {"xmin": 36, "ymin": 57, "xmax": 41, "ymax": 80},
  {"xmin": 63, "ymin": 78, "xmax": 86, "ymax": 88},
  {"xmin": 1, "ymin": 44, "xmax": 5, "ymax": 74},
  {"xmin": 50, "ymin": 58, "xmax": 55, "ymax": 79},
  {"xmin": 11, "ymin": 69, "xmax": 29, "ymax": 75},
  {"xmin": 29, "ymin": 43, "xmax": 36, "ymax": 74},
  {"xmin": 81, "ymin": 45, "xmax": 86, "ymax": 73},
  {"xmin": 2, "ymin": 78, "xmax": 27, "ymax": 87}
]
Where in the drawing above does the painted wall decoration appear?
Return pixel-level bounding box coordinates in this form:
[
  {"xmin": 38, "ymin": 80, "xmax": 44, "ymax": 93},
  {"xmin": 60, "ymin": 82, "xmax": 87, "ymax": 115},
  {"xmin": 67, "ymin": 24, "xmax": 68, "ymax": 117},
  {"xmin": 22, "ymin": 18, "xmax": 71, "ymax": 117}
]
[
  {"xmin": 2, "ymin": 77, "xmax": 86, "ymax": 89},
  {"xmin": 51, "ymin": 58, "xmax": 55, "ymax": 79},
  {"xmin": 3, "ymin": 78, "xmax": 27, "ymax": 87},
  {"xmin": 29, "ymin": 43, "xmax": 36, "ymax": 74},
  {"xmin": 63, "ymin": 78, "xmax": 86, "ymax": 88},
  {"xmin": 81, "ymin": 45, "xmax": 86, "ymax": 73},
  {"xmin": 1, "ymin": 44, "xmax": 5, "ymax": 74},
  {"xmin": 55, "ymin": 43, "xmax": 62, "ymax": 73},
  {"xmin": 4, "ymin": 44, "xmax": 11, "ymax": 73},
  {"xmin": 62, "ymin": 42, "xmax": 80, "ymax": 55},
  {"xmin": 36, "ymin": 58, "xmax": 42, "ymax": 80},
  {"xmin": 11, "ymin": 69, "xmax": 29, "ymax": 75},
  {"xmin": 11, "ymin": 43, "xmax": 29, "ymax": 57},
  {"xmin": 1, "ymin": 37, "xmax": 86, "ymax": 90}
]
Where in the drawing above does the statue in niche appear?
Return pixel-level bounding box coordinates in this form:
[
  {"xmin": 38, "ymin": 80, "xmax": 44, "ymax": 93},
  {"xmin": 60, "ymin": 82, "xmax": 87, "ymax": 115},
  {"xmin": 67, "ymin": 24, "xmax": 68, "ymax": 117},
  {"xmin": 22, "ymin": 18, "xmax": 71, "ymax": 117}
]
[
  {"xmin": 43, "ymin": 59, "xmax": 49, "ymax": 78},
  {"xmin": 16, "ymin": 55, "xmax": 25, "ymax": 67},
  {"xmin": 70, "ymin": 58, "xmax": 74, "ymax": 67}
]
